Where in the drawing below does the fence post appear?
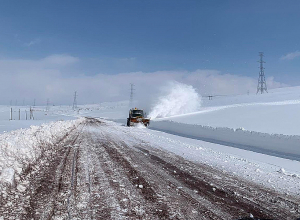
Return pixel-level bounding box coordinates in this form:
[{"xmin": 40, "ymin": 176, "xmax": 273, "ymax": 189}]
[{"xmin": 29, "ymin": 107, "xmax": 34, "ymax": 120}]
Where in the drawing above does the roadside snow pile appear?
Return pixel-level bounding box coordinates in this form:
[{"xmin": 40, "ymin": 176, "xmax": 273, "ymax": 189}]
[
  {"xmin": 150, "ymin": 120, "xmax": 300, "ymax": 160},
  {"xmin": 0, "ymin": 118, "xmax": 84, "ymax": 186},
  {"xmin": 149, "ymin": 82, "xmax": 201, "ymax": 119}
]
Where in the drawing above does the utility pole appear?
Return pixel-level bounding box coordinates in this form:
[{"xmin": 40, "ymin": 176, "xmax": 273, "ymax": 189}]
[
  {"xmin": 73, "ymin": 91, "xmax": 78, "ymax": 110},
  {"xmin": 257, "ymin": 52, "xmax": 268, "ymax": 94},
  {"xmin": 129, "ymin": 83, "xmax": 135, "ymax": 108}
]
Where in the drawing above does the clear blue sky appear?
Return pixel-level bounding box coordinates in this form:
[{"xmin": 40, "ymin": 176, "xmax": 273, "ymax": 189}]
[{"xmin": 1, "ymin": 0, "xmax": 300, "ymax": 84}]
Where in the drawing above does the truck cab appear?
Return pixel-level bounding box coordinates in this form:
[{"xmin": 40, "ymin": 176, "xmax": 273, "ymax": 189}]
[{"xmin": 127, "ymin": 108, "xmax": 150, "ymax": 127}]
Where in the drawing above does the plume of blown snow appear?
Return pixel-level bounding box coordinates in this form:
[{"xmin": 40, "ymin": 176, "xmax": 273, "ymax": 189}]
[{"xmin": 148, "ymin": 82, "xmax": 201, "ymax": 119}]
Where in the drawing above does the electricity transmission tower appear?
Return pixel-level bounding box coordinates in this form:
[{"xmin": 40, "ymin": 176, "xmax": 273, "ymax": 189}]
[
  {"xmin": 46, "ymin": 98, "xmax": 50, "ymax": 111},
  {"xmin": 129, "ymin": 83, "xmax": 135, "ymax": 108},
  {"xmin": 73, "ymin": 91, "xmax": 78, "ymax": 110},
  {"xmin": 257, "ymin": 52, "xmax": 268, "ymax": 94}
]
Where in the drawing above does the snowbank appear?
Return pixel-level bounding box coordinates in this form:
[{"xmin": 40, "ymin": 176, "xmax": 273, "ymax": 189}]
[
  {"xmin": 150, "ymin": 120, "xmax": 300, "ymax": 160},
  {"xmin": 155, "ymin": 100, "xmax": 300, "ymax": 135},
  {"xmin": 0, "ymin": 118, "xmax": 84, "ymax": 186}
]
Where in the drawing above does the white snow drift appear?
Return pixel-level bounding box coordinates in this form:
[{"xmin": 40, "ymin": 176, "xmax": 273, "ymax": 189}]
[{"xmin": 0, "ymin": 118, "xmax": 84, "ymax": 186}]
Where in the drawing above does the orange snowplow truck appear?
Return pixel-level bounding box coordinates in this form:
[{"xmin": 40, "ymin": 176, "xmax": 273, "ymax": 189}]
[{"xmin": 127, "ymin": 108, "xmax": 150, "ymax": 127}]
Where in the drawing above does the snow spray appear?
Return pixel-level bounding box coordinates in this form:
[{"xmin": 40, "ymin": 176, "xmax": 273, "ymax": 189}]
[{"xmin": 148, "ymin": 81, "xmax": 201, "ymax": 119}]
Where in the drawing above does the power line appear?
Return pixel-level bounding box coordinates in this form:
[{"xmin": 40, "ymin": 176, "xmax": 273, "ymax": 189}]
[{"xmin": 257, "ymin": 52, "xmax": 268, "ymax": 94}]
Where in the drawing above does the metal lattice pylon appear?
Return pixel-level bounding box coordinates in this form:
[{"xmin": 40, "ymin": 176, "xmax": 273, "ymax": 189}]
[
  {"xmin": 129, "ymin": 83, "xmax": 135, "ymax": 108},
  {"xmin": 257, "ymin": 52, "xmax": 268, "ymax": 94},
  {"xmin": 46, "ymin": 98, "xmax": 50, "ymax": 111},
  {"xmin": 73, "ymin": 91, "xmax": 78, "ymax": 110}
]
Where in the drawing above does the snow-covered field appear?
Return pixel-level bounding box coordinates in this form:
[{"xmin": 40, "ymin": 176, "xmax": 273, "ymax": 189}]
[
  {"xmin": 0, "ymin": 106, "xmax": 76, "ymax": 134},
  {"xmin": 0, "ymin": 101, "xmax": 128, "ymax": 134},
  {"xmin": 144, "ymin": 87, "xmax": 300, "ymax": 163},
  {"xmin": 154, "ymin": 86, "xmax": 300, "ymax": 135}
]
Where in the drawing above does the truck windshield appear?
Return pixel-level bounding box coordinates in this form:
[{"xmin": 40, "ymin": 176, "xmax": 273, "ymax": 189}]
[{"xmin": 132, "ymin": 110, "xmax": 144, "ymax": 117}]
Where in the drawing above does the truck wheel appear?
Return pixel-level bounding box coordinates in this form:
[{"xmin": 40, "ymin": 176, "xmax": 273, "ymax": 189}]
[{"xmin": 127, "ymin": 119, "xmax": 130, "ymax": 127}]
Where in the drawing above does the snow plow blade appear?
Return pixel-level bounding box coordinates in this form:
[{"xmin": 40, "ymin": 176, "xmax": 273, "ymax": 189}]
[{"xmin": 127, "ymin": 118, "xmax": 150, "ymax": 127}]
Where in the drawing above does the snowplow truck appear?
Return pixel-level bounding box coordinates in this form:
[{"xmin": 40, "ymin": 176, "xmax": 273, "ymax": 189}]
[{"xmin": 127, "ymin": 108, "xmax": 150, "ymax": 127}]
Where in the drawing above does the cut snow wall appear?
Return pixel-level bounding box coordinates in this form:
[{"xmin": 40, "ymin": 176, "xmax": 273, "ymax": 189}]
[{"xmin": 150, "ymin": 120, "xmax": 300, "ymax": 160}]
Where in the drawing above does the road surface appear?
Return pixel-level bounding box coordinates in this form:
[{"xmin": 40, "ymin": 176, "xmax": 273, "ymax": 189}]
[{"xmin": 1, "ymin": 118, "xmax": 299, "ymax": 219}]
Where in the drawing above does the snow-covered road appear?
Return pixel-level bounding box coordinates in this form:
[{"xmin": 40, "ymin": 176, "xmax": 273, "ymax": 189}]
[{"xmin": 1, "ymin": 118, "xmax": 300, "ymax": 219}]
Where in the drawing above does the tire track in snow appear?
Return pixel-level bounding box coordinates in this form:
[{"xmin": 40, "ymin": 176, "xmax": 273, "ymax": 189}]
[
  {"xmin": 2, "ymin": 118, "xmax": 299, "ymax": 219},
  {"xmin": 131, "ymin": 144, "xmax": 300, "ymax": 219},
  {"xmin": 135, "ymin": 147, "xmax": 272, "ymax": 218},
  {"xmin": 16, "ymin": 122, "xmax": 85, "ymax": 219},
  {"xmin": 102, "ymin": 141, "xmax": 171, "ymax": 219}
]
